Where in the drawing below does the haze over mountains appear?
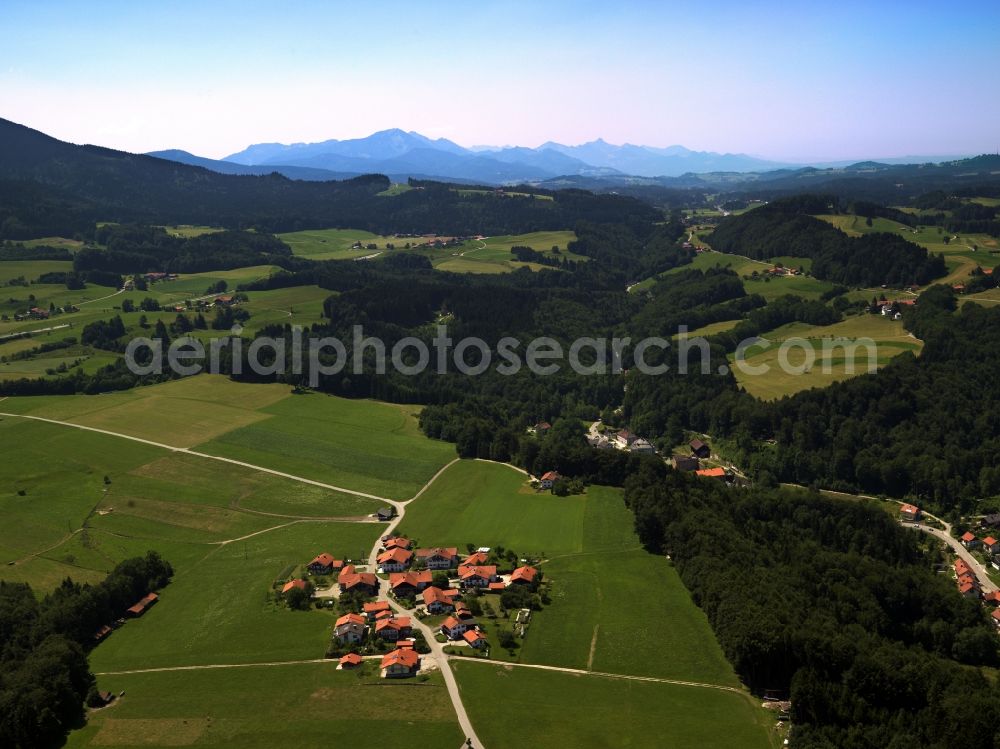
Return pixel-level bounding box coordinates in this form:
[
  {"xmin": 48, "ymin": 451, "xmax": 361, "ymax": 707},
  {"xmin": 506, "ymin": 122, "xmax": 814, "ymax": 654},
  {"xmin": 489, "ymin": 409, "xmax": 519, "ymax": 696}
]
[{"xmin": 146, "ymin": 128, "xmax": 973, "ymax": 186}]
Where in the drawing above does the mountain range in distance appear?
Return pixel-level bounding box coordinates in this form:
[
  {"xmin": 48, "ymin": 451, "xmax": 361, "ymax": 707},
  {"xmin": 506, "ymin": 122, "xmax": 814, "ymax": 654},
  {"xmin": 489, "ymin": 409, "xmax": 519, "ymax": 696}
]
[{"xmin": 148, "ymin": 127, "xmax": 970, "ymax": 186}]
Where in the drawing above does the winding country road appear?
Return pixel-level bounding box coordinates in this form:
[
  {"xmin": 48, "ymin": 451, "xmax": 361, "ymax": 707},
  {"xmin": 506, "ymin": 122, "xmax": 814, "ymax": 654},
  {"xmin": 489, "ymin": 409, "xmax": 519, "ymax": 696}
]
[{"xmin": 0, "ymin": 407, "xmax": 482, "ymax": 747}]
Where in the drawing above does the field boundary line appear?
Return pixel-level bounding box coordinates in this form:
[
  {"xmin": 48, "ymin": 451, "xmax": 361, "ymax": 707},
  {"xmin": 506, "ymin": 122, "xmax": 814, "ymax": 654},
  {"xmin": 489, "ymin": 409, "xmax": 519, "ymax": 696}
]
[
  {"xmin": 0, "ymin": 410, "xmax": 394, "ymax": 503},
  {"xmin": 453, "ymin": 658, "xmax": 747, "ymax": 695},
  {"xmin": 95, "ymin": 658, "xmax": 334, "ymax": 675}
]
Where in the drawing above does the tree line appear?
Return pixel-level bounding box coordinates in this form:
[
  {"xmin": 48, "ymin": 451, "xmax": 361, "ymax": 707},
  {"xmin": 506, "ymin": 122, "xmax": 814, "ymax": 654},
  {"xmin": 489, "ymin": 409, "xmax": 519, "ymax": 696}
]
[{"xmin": 0, "ymin": 552, "xmax": 172, "ymax": 748}]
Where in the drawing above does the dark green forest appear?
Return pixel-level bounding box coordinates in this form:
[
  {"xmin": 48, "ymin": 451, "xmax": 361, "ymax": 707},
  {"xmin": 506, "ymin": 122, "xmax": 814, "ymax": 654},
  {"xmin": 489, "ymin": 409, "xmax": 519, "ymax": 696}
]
[{"xmin": 0, "ymin": 553, "xmax": 172, "ymax": 749}]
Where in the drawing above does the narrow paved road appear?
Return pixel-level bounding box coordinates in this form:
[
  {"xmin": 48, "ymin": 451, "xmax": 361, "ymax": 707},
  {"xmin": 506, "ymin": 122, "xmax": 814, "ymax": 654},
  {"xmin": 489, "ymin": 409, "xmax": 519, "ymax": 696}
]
[
  {"xmin": 907, "ymin": 522, "xmax": 999, "ymax": 593},
  {"xmin": 799, "ymin": 485, "xmax": 999, "ymax": 594},
  {"xmin": 0, "ymin": 407, "xmax": 482, "ymax": 745}
]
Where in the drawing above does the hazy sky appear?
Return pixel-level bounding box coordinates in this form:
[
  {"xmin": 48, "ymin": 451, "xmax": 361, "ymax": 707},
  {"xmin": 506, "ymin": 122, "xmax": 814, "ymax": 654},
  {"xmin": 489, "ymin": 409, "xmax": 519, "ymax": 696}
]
[{"xmin": 2, "ymin": 0, "xmax": 998, "ymax": 161}]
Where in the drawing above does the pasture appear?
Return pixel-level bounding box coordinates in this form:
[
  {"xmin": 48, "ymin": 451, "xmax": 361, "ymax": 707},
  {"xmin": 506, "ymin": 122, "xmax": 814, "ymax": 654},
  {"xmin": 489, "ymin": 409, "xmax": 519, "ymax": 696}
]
[
  {"xmin": 432, "ymin": 230, "xmax": 581, "ymax": 274},
  {"xmin": 195, "ymin": 387, "xmax": 455, "ymax": 499},
  {"xmin": 633, "ymin": 250, "xmax": 834, "ymax": 300},
  {"xmin": 731, "ymin": 315, "xmax": 923, "ymax": 400},
  {"xmin": 0, "ymin": 410, "xmax": 383, "ymax": 591},
  {"xmin": 401, "ymin": 460, "xmax": 742, "ymax": 684},
  {"xmin": 2, "ymin": 377, "xmax": 454, "ymax": 500},
  {"xmin": 277, "ymin": 228, "xmax": 407, "ymax": 260},
  {"xmin": 69, "ymin": 663, "xmax": 463, "ymax": 749},
  {"xmin": 399, "ymin": 460, "xmax": 585, "ymax": 554},
  {"xmin": 453, "ymin": 662, "xmax": 773, "ymax": 749}
]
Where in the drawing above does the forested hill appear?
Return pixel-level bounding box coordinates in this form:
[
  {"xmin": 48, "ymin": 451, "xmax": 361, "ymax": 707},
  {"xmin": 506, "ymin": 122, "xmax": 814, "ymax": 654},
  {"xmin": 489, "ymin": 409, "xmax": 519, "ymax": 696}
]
[
  {"xmin": 624, "ymin": 468, "xmax": 1000, "ymax": 748},
  {"xmin": 0, "ymin": 118, "xmax": 657, "ymax": 236},
  {"xmin": 709, "ymin": 195, "xmax": 946, "ymax": 286}
]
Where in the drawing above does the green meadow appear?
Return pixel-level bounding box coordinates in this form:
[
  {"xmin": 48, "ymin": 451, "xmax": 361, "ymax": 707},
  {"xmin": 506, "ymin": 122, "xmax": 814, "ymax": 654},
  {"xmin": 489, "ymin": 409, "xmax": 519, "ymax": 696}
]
[
  {"xmin": 632, "ymin": 248, "xmax": 834, "ymax": 301},
  {"xmin": 453, "ymin": 662, "xmax": 773, "ymax": 749},
  {"xmin": 731, "ymin": 315, "xmax": 922, "ymax": 400},
  {"xmin": 194, "ymin": 389, "xmax": 455, "ymax": 499},
  {"xmin": 401, "ymin": 460, "xmax": 742, "ymax": 684},
  {"xmin": 69, "ymin": 663, "xmax": 463, "ymax": 749},
  {"xmin": 2, "ymin": 376, "xmax": 454, "ymax": 499},
  {"xmin": 433, "ymin": 230, "xmax": 581, "ymax": 274}
]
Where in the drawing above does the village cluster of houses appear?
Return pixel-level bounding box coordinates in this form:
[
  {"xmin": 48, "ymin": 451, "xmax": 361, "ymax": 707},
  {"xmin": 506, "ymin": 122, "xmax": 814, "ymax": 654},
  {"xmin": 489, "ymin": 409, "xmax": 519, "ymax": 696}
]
[
  {"xmin": 906, "ymin": 505, "xmax": 1000, "ymax": 629},
  {"xmin": 585, "ymin": 426, "xmax": 656, "ymax": 455},
  {"xmin": 289, "ymin": 539, "xmax": 540, "ymax": 678}
]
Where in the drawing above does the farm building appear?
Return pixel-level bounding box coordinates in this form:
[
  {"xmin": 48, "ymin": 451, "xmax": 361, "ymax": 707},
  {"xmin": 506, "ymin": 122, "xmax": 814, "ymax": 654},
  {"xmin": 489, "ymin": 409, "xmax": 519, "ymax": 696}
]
[
  {"xmin": 307, "ymin": 553, "xmax": 340, "ymax": 575},
  {"xmin": 126, "ymin": 592, "xmax": 159, "ymax": 618},
  {"xmin": 377, "ymin": 547, "xmax": 413, "ymax": 572},
  {"xmin": 338, "ymin": 565, "xmax": 379, "ymax": 596},
  {"xmin": 458, "ymin": 564, "xmax": 498, "ymax": 589},
  {"xmin": 673, "ymin": 455, "xmax": 700, "ymax": 472},
  {"xmin": 339, "ymin": 652, "xmax": 363, "ymax": 669},
  {"xmin": 377, "ymin": 507, "xmax": 397, "ymax": 521},
  {"xmin": 390, "ymin": 570, "xmax": 432, "ymax": 598},
  {"xmin": 539, "ymin": 471, "xmax": 561, "ymax": 489},
  {"xmin": 422, "ymin": 586, "xmax": 461, "ymax": 614},
  {"xmin": 509, "ymin": 565, "xmax": 538, "ymax": 586},
  {"xmin": 441, "ymin": 615, "xmax": 478, "ymax": 640},
  {"xmin": 381, "ymin": 648, "xmax": 420, "ymax": 678},
  {"xmin": 414, "ymin": 547, "xmax": 459, "ymax": 569},
  {"xmin": 374, "ymin": 617, "xmax": 412, "ymax": 642},
  {"xmin": 463, "ymin": 629, "xmax": 489, "ymax": 649},
  {"xmin": 363, "ymin": 600, "xmax": 392, "ymax": 620},
  {"xmin": 690, "ymin": 439, "xmax": 711, "ymax": 458},
  {"xmin": 334, "ymin": 613, "xmax": 367, "ymax": 643}
]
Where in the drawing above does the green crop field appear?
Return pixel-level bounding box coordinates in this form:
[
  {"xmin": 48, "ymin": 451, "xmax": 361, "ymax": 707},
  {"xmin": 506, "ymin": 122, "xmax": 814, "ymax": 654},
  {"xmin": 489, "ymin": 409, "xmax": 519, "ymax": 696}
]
[
  {"xmin": 731, "ymin": 315, "xmax": 923, "ymax": 400},
  {"xmin": 453, "ymin": 662, "xmax": 773, "ymax": 749},
  {"xmin": 277, "ymin": 227, "xmax": 407, "ymax": 260},
  {"xmin": 632, "ymin": 249, "xmax": 833, "ymax": 301},
  {"xmin": 70, "ymin": 663, "xmax": 463, "ymax": 749},
  {"xmin": 399, "ymin": 460, "xmax": 585, "ymax": 554},
  {"xmin": 195, "ymin": 388, "xmax": 455, "ymax": 500},
  {"xmin": 0, "ymin": 410, "xmax": 383, "ymax": 590},
  {"xmin": 160, "ymin": 224, "xmax": 225, "ymax": 238},
  {"xmin": 400, "ymin": 460, "xmax": 743, "ymax": 683},
  {"xmin": 2, "ymin": 376, "xmax": 454, "ymax": 499},
  {"xmin": 433, "ymin": 230, "xmax": 581, "ymax": 274}
]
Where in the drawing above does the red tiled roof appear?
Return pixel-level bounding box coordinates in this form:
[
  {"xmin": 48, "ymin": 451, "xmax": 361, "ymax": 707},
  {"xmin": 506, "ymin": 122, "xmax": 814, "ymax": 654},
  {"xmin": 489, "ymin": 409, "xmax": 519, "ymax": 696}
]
[
  {"xmin": 899, "ymin": 503, "xmax": 919, "ymax": 515},
  {"xmin": 375, "ymin": 617, "xmax": 412, "ymax": 633},
  {"xmin": 385, "ymin": 537, "xmax": 412, "ymax": 550},
  {"xmin": 377, "ymin": 547, "xmax": 413, "ymax": 565},
  {"xmin": 381, "ymin": 648, "xmax": 419, "ymax": 670},
  {"xmin": 463, "ymin": 629, "xmax": 488, "ymax": 645},
  {"xmin": 540, "ymin": 471, "xmax": 560, "ymax": 481},
  {"xmin": 510, "ymin": 566, "xmax": 538, "ymax": 584},
  {"xmin": 309, "ymin": 553, "xmax": 337, "ymax": 568},
  {"xmin": 422, "ymin": 587, "xmax": 459, "ymax": 606},
  {"xmin": 415, "ymin": 547, "xmax": 459, "ymax": 560},
  {"xmin": 459, "ymin": 564, "xmax": 497, "ymax": 580},
  {"xmin": 992, "ymin": 609, "xmax": 1000, "ymax": 622},
  {"xmin": 441, "ymin": 615, "xmax": 462, "ymax": 630},
  {"xmin": 961, "ymin": 532, "xmax": 977, "ymax": 542},
  {"xmin": 985, "ymin": 537, "xmax": 998, "ymax": 547},
  {"xmin": 339, "ymin": 653, "xmax": 363, "ymax": 666},
  {"xmin": 959, "ymin": 581, "xmax": 978, "ymax": 594},
  {"xmin": 464, "ymin": 551, "xmax": 490, "ymax": 565},
  {"xmin": 488, "ymin": 582, "xmax": 506, "ymax": 591},
  {"xmin": 363, "ymin": 601, "xmax": 391, "ymax": 615},
  {"xmin": 390, "ymin": 570, "xmax": 432, "ymax": 590},
  {"xmin": 335, "ymin": 613, "xmax": 365, "ymax": 628},
  {"xmin": 282, "ymin": 579, "xmax": 308, "ymax": 594},
  {"xmin": 695, "ymin": 467, "xmax": 726, "ymax": 478}
]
